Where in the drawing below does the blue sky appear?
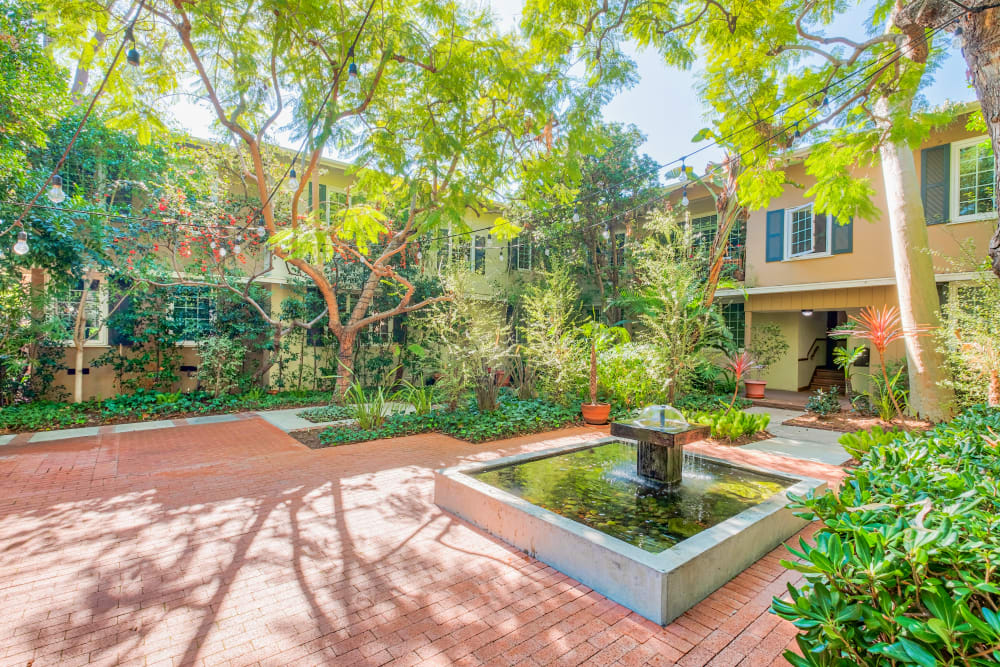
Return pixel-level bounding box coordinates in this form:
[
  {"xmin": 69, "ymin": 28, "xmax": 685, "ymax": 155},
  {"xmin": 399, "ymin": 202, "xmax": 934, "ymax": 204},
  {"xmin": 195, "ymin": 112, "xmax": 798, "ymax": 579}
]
[{"xmin": 171, "ymin": 1, "xmax": 978, "ymax": 175}]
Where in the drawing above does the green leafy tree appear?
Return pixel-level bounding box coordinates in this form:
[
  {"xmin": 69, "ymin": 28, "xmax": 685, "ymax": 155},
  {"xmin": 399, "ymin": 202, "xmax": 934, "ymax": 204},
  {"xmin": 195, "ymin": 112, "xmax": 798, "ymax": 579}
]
[
  {"xmin": 514, "ymin": 123, "xmax": 661, "ymax": 319},
  {"xmin": 49, "ymin": 0, "xmax": 607, "ymax": 398},
  {"xmin": 523, "ymin": 0, "xmax": 959, "ymax": 420}
]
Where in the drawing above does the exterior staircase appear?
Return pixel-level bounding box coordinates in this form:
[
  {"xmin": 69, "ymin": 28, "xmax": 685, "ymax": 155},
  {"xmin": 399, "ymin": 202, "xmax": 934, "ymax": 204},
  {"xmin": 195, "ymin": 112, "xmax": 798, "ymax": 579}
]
[{"xmin": 808, "ymin": 368, "xmax": 845, "ymax": 394}]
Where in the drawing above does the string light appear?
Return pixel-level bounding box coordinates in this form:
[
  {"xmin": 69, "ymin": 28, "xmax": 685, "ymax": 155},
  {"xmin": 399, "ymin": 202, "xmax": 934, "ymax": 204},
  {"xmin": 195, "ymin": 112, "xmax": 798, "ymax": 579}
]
[
  {"xmin": 125, "ymin": 26, "xmax": 140, "ymax": 66},
  {"xmin": 601, "ymin": 225, "xmax": 610, "ymax": 241},
  {"xmin": 47, "ymin": 175, "xmax": 65, "ymax": 203},
  {"xmin": 679, "ymin": 159, "xmax": 688, "ymax": 182},
  {"xmin": 13, "ymin": 230, "xmax": 29, "ymax": 255},
  {"xmin": 233, "ymin": 235, "xmax": 242, "ymax": 254},
  {"xmin": 821, "ymin": 89, "xmax": 830, "ymax": 109},
  {"xmin": 256, "ymin": 224, "xmax": 267, "ymax": 238},
  {"xmin": 218, "ymin": 246, "xmax": 227, "ymax": 258},
  {"xmin": 953, "ymin": 26, "xmax": 964, "ymax": 50},
  {"xmin": 681, "ymin": 186, "xmax": 689, "ymax": 207},
  {"xmin": 572, "ymin": 212, "xmax": 580, "ymax": 223},
  {"xmin": 286, "ymin": 168, "xmax": 299, "ymax": 192},
  {"xmin": 793, "ymin": 122, "xmax": 802, "ymax": 139}
]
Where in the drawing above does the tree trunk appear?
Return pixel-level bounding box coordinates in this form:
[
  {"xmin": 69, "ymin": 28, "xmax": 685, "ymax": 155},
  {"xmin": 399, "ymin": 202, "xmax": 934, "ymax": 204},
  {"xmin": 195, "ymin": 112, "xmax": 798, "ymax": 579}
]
[
  {"xmin": 73, "ymin": 346, "xmax": 85, "ymax": 403},
  {"xmin": 70, "ymin": 31, "xmax": 106, "ymax": 104},
  {"xmin": 959, "ymin": 8, "xmax": 1000, "ymax": 278},
  {"xmin": 335, "ymin": 331, "xmax": 357, "ymax": 398},
  {"xmin": 876, "ymin": 97, "xmax": 956, "ymax": 421}
]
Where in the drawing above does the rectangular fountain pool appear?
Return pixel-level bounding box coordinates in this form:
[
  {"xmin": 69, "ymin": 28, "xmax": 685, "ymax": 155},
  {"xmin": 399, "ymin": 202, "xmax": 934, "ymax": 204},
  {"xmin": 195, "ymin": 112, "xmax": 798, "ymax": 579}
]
[{"xmin": 435, "ymin": 438, "xmax": 825, "ymax": 624}]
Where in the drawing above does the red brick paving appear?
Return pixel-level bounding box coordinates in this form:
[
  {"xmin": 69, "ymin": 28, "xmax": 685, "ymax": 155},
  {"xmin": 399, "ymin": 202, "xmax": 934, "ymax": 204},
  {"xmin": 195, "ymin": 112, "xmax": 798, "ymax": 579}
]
[{"xmin": 0, "ymin": 417, "xmax": 846, "ymax": 666}]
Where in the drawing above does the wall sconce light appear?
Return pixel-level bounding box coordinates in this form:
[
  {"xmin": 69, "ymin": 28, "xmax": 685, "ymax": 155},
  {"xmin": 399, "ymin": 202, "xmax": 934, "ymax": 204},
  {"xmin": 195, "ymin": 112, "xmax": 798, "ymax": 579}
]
[{"xmin": 801, "ymin": 309, "xmax": 814, "ymax": 316}]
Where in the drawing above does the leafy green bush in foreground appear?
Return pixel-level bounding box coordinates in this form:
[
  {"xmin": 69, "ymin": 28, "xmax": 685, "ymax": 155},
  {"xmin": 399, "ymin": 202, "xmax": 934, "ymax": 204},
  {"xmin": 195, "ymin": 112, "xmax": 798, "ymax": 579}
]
[
  {"xmin": 318, "ymin": 396, "xmax": 580, "ymax": 446},
  {"xmin": 774, "ymin": 406, "xmax": 1000, "ymax": 666},
  {"xmin": 675, "ymin": 393, "xmax": 753, "ymax": 412}
]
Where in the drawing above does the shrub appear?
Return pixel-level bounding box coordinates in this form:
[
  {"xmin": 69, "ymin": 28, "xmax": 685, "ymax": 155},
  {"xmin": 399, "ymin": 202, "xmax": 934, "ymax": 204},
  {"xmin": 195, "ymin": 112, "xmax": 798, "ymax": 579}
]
[
  {"xmin": 773, "ymin": 406, "xmax": 1000, "ymax": 666},
  {"xmin": 746, "ymin": 322, "xmax": 789, "ymax": 379},
  {"xmin": 837, "ymin": 424, "xmax": 903, "ymax": 460},
  {"xmin": 198, "ymin": 336, "xmax": 246, "ymax": 397},
  {"xmin": 805, "ymin": 388, "xmax": 841, "ymax": 417},
  {"xmin": 685, "ymin": 408, "xmax": 770, "ymax": 441},
  {"xmin": 318, "ymin": 396, "xmax": 579, "ymax": 446},
  {"xmin": 675, "ymin": 393, "xmax": 752, "ymax": 412},
  {"xmin": 345, "ymin": 381, "xmax": 395, "ymax": 429}
]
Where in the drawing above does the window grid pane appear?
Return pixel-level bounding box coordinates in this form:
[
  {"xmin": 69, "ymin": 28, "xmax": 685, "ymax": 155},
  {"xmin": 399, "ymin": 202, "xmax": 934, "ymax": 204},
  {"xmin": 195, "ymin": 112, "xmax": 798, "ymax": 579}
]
[
  {"xmin": 958, "ymin": 143, "xmax": 996, "ymax": 217},
  {"xmin": 55, "ymin": 287, "xmax": 101, "ymax": 340},
  {"xmin": 722, "ymin": 303, "xmax": 745, "ymax": 347},
  {"xmin": 789, "ymin": 207, "xmax": 813, "ymax": 256}
]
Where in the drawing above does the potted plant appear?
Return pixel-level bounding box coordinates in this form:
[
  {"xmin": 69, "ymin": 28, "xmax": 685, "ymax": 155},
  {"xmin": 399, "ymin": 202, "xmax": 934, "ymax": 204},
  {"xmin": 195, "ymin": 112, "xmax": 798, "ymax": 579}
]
[
  {"xmin": 576, "ymin": 321, "xmax": 629, "ymax": 424},
  {"xmin": 743, "ymin": 322, "xmax": 789, "ymax": 399}
]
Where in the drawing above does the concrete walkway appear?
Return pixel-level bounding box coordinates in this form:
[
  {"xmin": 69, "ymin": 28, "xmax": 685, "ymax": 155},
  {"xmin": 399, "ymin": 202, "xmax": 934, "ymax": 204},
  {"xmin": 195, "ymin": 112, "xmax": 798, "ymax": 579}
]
[{"xmin": 740, "ymin": 407, "xmax": 851, "ymax": 466}]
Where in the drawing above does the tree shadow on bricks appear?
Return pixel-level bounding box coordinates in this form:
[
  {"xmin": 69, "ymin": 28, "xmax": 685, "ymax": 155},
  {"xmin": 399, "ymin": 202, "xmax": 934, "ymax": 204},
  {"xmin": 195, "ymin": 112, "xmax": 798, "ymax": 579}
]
[{"xmin": 0, "ymin": 421, "xmax": 617, "ymax": 666}]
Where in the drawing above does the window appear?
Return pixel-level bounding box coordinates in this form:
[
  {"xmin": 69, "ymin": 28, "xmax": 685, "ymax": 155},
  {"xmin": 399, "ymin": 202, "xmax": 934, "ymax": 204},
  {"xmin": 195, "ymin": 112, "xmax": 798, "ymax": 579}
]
[
  {"xmin": 172, "ymin": 291, "xmax": 215, "ymax": 340},
  {"xmin": 52, "ymin": 280, "xmax": 106, "ymax": 345},
  {"xmin": 474, "ymin": 236, "xmax": 486, "ymax": 274},
  {"xmin": 951, "ymin": 137, "xmax": 996, "ymax": 221},
  {"xmin": 691, "ymin": 214, "xmax": 718, "ymax": 250},
  {"xmin": 721, "ymin": 302, "xmax": 745, "ymax": 347},
  {"xmin": 450, "ymin": 233, "xmax": 472, "ymax": 269},
  {"xmin": 785, "ymin": 204, "xmax": 830, "ymax": 259},
  {"xmin": 364, "ymin": 317, "xmax": 392, "ymax": 344},
  {"xmin": 510, "ymin": 237, "xmax": 532, "ymax": 271}
]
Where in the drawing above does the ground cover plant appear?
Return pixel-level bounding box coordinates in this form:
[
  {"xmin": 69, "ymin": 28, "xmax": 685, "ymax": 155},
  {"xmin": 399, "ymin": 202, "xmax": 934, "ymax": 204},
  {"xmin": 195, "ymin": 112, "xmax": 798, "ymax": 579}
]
[
  {"xmin": 296, "ymin": 405, "xmax": 355, "ymax": 423},
  {"xmin": 317, "ymin": 395, "xmax": 580, "ymax": 446},
  {"xmin": 774, "ymin": 406, "xmax": 1000, "ymax": 665},
  {"xmin": 685, "ymin": 408, "xmax": 770, "ymax": 442},
  {"xmin": 805, "ymin": 388, "xmax": 842, "ymax": 417},
  {"xmin": 0, "ymin": 389, "xmax": 331, "ymax": 432}
]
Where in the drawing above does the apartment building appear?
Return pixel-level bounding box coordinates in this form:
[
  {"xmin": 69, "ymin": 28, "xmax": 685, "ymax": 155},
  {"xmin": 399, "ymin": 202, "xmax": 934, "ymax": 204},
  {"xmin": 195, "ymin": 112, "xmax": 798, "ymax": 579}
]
[{"xmin": 692, "ymin": 109, "xmax": 996, "ymax": 395}]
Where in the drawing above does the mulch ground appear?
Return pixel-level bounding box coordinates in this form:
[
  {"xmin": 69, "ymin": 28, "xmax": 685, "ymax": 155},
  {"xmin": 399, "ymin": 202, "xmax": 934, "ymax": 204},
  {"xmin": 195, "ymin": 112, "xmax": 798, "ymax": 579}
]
[{"xmin": 783, "ymin": 412, "xmax": 933, "ymax": 433}]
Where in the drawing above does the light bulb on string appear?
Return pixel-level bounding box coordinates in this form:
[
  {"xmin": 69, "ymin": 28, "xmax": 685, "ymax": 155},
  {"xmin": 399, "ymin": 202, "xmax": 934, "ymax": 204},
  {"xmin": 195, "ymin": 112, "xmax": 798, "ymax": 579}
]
[
  {"xmin": 679, "ymin": 159, "xmax": 688, "ymax": 182},
  {"xmin": 257, "ymin": 224, "xmax": 267, "ymax": 238},
  {"xmin": 572, "ymin": 212, "xmax": 580, "ymax": 223},
  {"xmin": 821, "ymin": 89, "xmax": 830, "ymax": 109},
  {"xmin": 601, "ymin": 225, "xmax": 610, "ymax": 241},
  {"xmin": 125, "ymin": 25, "xmax": 140, "ymax": 66},
  {"xmin": 953, "ymin": 27, "xmax": 964, "ymax": 50},
  {"xmin": 47, "ymin": 174, "xmax": 66, "ymax": 203},
  {"xmin": 233, "ymin": 236, "xmax": 242, "ymax": 255},
  {"xmin": 793, "ymin": 122, "xmax": 801, "ymax": 139},
  {"xmin": 13, "ymin": 231, "xmax": 29, "ymax": 256},
  {"xmin": 545, "ymin": 247, "xmax": 551, "ymax": 256},
  {"xmin": 218, "ymin": 246, "xmax": 227, "ymax": 259},
  {"xmin": 681, "ymin": 186, "xmax": 689, "ymax": 208},
  {"xmin": 210, "ymin": 240, "xmax": 217, "ymax": 250},
  {"xmin": 286, "ymin": 168, "xmax": 299, "ymax": 192}
]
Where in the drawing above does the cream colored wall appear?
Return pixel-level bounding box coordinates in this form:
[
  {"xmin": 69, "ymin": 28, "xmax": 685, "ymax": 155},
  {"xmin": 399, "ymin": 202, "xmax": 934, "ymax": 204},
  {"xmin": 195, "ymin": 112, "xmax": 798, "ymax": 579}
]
[
  {"xmin": 797, "ymin": 313, "xmax": 829, "ymax": 389},
  {"xmin": 49, "ymin": 346, "xmax": 203, "ymax": 401},
  {"xmin": 745, "ymin": 118, "xmax": 997, "ymax": 288},
  {"xmin": 746, "ymin": 286, "xmax": 908, "ymax": 392}
]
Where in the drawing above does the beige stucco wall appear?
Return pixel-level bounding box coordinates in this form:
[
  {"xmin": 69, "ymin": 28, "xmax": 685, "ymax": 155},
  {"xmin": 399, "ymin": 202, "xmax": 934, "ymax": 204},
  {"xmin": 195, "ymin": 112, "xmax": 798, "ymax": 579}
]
[{"xmin": 744, "ymin": 118, "xmax": 997, "ymax": 289}]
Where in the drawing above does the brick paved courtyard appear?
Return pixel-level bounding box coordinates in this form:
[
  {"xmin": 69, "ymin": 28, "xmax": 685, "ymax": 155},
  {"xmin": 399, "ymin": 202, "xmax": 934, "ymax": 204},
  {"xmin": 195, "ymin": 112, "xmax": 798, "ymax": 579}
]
[{"xmin": 0, "ymin": 417, "xmax": 845, "ymax": 666}]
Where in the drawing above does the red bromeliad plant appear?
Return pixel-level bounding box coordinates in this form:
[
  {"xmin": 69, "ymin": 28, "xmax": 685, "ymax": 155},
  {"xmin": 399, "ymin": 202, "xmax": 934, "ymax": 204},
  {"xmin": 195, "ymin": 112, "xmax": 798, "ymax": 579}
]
[
  {"xmin": 836, "ymin": 305, "xmax": 929, "ymax": 419},
  {"xmin": 725, "ymin": 350, "xmax": 759, "ymax": 412}
]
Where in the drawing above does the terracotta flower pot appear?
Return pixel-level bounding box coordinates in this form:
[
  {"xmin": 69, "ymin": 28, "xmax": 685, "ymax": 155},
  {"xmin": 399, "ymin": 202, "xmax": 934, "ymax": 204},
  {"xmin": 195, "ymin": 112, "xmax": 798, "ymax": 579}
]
[
  {"xmin": 581, "ymin": 402, "xmax": 611, "ymax": 425},
  {"xmin": 744, "ymin": 380, "xmax": 767, "ymax": 399}
]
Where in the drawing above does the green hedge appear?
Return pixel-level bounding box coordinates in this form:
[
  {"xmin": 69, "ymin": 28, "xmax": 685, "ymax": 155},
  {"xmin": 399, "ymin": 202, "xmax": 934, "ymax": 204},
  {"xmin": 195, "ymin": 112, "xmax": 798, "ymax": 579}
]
[
  {"xmin": 0, "ymin": 389, "xmax": 331, "ymax": 432},
  {"xmin": 774, "ymin": 406, "xmax": 1000, "ymax": 666},
  {"xmin": 319, "ymin": 397, "xmax": 580, "ymax": 446}
]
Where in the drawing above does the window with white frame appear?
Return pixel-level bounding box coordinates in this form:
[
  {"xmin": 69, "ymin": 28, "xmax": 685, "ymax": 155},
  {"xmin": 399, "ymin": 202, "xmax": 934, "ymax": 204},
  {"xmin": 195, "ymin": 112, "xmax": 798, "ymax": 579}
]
[
  {"xmin": 510, "ymin": 237, "xmax": 532, "ymax": 270},
  {"xmin": 51, "ymin": 280, "xmax": 106, "ymax": 345},
  {"xmin": 785, "ymin": 204, "xmax": 830, "ymax": 259},
  {"xmin": 450, "ymin": 233, "xmax": 472, "ymax": 269},
  {"xmin": 952, "ymin": 137, "xmax": 996, "ymax": 221},
  {"xmin": 172, "ymin": 291, "xmax": 215, "ymax": 340}
]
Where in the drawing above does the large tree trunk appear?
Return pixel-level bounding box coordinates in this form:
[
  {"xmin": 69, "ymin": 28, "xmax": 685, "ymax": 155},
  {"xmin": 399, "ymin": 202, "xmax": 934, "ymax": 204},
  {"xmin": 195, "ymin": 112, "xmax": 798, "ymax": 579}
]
[
  {"xmin": 335, "ymin": 331, "xmax": 357, "ymax": 398},
  {"xmin": 876, "ymin": 97, "xmax": 956, "ymax": 421}
]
